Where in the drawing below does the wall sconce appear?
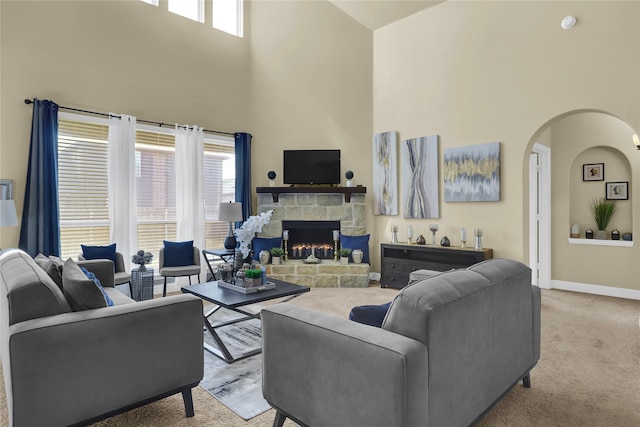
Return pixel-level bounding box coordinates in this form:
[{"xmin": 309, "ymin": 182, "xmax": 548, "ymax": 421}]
[{"xmin": 633, "ymin": 134, "xmax": 640, "ymax": 150}]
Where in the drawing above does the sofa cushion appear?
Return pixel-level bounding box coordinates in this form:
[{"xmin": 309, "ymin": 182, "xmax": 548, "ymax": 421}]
[
  {"xmin": 340, "ymin": 234, "xmax": 370, "ymax": 263},
  {"xmin": 34, "ymin": 253, "xmax": 65, "ymax": 291},
  {"xmin": 252, "ymin": 237, "xmax": 282, "ymax": 261},
  {"xmin": 163, "ymin": 240, "xmax": 194, "ymax": 267},
  {"xmin": 0, "ymin": 249, "xmax": 71, "ymax": 325},
  {"xmin": 81, "ymin": 243, "xmax": 117, "ymax": 268},
  {"xmin": 63, "ymin": 259, "xmax": 113, "ymax": 311}
]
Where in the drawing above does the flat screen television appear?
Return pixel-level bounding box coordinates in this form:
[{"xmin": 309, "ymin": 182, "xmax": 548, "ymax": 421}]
[{"xmin": 283, "ymin": 149, "xmax": 341, "ymax": 185}]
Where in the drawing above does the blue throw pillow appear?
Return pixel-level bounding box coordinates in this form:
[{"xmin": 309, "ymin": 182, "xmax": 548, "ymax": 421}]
[
  {"xmin": 80, "ymin": 267, "xmax": 114, "ymax": 307},
  {"xmin": 340, "ymin": 234, "xmax": 370, "ymax": 264},
  {"xmin": 81, "ymin": 243, "xmax": 117, "ymax": 268},
  {"xmin": 252, "ymin": 237, "xmax": 283, "ymax": 261},
  {"xmin": 163, "ymin": 240, "xmax": 194, "ymax": 267},
  {"xmin": 349, "ymin": 302, "xmax": 392, "ymax": 328}
]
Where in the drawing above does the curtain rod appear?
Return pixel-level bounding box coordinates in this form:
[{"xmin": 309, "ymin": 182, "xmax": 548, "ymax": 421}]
[{"xmin": 24, "ymin": 98, "xmax": 236, "ymax": 137}]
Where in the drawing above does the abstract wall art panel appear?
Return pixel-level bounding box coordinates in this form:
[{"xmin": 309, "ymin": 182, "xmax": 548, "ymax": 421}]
[
  {"xmin": 373, "ymin": 130, "xmax": 398, "ymax": 215},
  {"xmin": 444, "ymin": 142, "xmax": 501, "ymax": 202},
  {"xmin": 401, "ymin": 135, "xmax": 439, "ymax": 218}
]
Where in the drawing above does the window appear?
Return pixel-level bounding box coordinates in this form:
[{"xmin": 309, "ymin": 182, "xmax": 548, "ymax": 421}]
[
  {"xmin": 58, "ymin": 114, "xmax": 235, "ymax": 268},
  {"xmin": 168, "ymin": 0, "xmax": 204, "ymax": 23},
  {"xmin": 213, "ymin": 0, "xmax": 243, "ymax": 37}
]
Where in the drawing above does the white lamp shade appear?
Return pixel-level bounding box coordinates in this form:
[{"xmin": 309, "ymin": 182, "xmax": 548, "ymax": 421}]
[
  {"xmin": 0, "ymin": 200, "xmax": 18, "ymax": 227},
  {"xmin": 218, "ymin": 202, "xmax": 243, "ymax": 222}
]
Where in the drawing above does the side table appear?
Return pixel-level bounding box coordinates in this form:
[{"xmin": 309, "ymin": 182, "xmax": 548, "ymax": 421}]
[{"xmin": 131, "ymin": 267, "xmax": 154, "ymax": 301}]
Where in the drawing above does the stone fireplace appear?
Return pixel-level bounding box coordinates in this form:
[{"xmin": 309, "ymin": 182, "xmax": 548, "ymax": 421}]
[{"xmin": 256, "ymin": 187, "xmax": 368, "ymax": 287}]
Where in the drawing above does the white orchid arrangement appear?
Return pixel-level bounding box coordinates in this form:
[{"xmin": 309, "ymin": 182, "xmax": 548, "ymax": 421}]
[{"xmin": 235, "ymin": 210, "xmax": 274, "ymax": 258}]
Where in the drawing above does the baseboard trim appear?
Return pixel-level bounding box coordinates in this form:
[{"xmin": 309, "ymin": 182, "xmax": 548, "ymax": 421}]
[{"xmin": 551, "ymin": 280, "xmax": 640, "ymax": 300}]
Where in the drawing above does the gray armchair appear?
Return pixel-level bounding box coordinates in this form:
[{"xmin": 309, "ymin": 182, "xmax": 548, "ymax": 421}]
[
  {"xmin": 159, "ymin": 245, "xmax": 201, "ymax": 297},
  {"xmin": 79, "ymin": 250, "xmax": 131, "ymax": 293},
  {"xmin": 262, "ymin": 258, "xmax": 541, "ymax": 427}
]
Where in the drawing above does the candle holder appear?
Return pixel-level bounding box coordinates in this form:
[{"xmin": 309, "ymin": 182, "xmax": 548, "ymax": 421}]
[
  {"xmin": 334, "ymin": 239, "xmax": 339, "ymax": 261},
  {"xmin": 429, "ymin": 224, "xmax": 439, "ymax": 245},
  {"xmin": 460, "ymin": 227, "xmax": 467, "ymax": 248},
  {"xmin": 283, "ymin": 230, "xmax": 289, "ymax": 261},
  {"xmin": 474, "ymin": 227, "xmax": 483, "ymax": 250},
  {"xmin": 391, "ymin": 225, "xmax": 398, "ymax": 243}
]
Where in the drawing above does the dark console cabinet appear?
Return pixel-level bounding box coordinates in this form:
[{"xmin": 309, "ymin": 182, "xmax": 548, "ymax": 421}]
[{"xmin": 380, "ymin": 243, "xmax": 493, "ymax": 289}]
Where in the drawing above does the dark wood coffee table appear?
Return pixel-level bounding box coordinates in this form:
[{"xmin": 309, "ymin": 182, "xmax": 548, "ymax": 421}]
[{"xmin": 182, "ymin": 278, "xmax": 310, "ymax": 363}]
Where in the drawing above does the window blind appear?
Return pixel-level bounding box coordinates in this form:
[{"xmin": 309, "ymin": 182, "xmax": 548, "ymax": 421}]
[{"xmin": 58, "ymin": 119, "xmax": 110, "ymax": 260}]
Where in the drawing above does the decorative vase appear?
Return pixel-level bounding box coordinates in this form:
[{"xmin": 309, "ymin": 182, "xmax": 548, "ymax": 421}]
[
  {"xmin": 234, "ymin": 249, "xmax": 244, "ymax": 271},
  {"xmin": 345, "ymin": 180, "xmax": 354, "ymax": 187},
  {"xmin": 440, "ymin": 236, "xmax": 450, "ymax": 247},
  {"xmin": 341, "ymin": 257, "xmax": 349, "ymax": 265},
  {"xmin": 594, "ymin": 229, "xmax": 608, "ymax": 240},
  {"xmin": 416, "ymin": 234, "xmax": 426, "ymax": 245},
  {"xmin": 259, "ymin": 250, "xmax": 270, "ymax": 265},
  {"xmin": 268, "ymin": 179, "xmax": 276, "ymax": 187},
  {"xmin": 272, "ymin": 256, "xmax": 281, "ymax": 265},
  {"xmin": 352, "ymin": 249, "xmax": 363, "ymax": 264}
]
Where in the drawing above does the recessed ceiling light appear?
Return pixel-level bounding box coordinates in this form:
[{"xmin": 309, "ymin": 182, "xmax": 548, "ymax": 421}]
[{"xmin": 561, "ymin": 16, "xmax": 577, "ymax": 30}]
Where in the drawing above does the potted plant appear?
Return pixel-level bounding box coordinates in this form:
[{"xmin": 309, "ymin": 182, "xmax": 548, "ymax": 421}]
[
  {"xmin": 339, "ymin": 248, "xmax": 351, "ymax": 265},
  {"xmin": 591, "ymin": 197, "xmax": 617, "ymax": 239},
  {"xmin": 345, "ymin": 170, "xmax": 354, "ymax": 187},
  {"xmin": 270, "ymin": 247, "xmax": 284, "ymax": 265}
]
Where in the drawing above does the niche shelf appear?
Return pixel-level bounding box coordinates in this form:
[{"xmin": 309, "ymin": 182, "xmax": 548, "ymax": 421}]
[{"xmin": 567, "ymin": 238, "xmax": 633, "ymax": 247}]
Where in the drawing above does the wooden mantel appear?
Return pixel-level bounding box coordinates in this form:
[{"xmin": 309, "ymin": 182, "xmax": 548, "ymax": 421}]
[{"xmin": 256, "ymin": 186, "xmax": 366, "ymax": 203}]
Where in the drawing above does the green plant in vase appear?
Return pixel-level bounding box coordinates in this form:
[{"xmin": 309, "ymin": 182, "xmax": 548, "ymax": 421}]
[
  {"xmin": 270, "ymin": 247, "xmax": 285, "ymax": 265},
  {"xmin": 339, "ymin": 248, "xmax": 351, "ymax": 264},
  {"xmin": 590, "ymin": 197, "xmax": 617, "ymax": 239}
]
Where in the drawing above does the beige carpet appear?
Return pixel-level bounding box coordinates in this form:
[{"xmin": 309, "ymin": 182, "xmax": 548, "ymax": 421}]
[{"xmin": 0, "ymin": 287, "xmax": 638, "ymax": 426}]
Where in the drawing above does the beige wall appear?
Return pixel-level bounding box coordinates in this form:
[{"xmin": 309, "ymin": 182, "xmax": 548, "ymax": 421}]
[
  {"xmin": 372, "ymin": 0, "xmax": 639, "ymax": 289},
  {"xmin": 248, "ymin": 0, "xmax": 373, "ymax": 218}
]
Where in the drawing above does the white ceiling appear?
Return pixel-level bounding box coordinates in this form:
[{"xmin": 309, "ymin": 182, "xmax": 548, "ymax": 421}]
[{"xmin": 328, "ymin": 0, "xmax": 444, "ymax": 31}]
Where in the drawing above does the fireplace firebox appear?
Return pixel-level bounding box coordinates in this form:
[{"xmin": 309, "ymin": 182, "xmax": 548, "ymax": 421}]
[{"xmin": 282, "ymin": 220, "xmax": 340, "ymax": 260}]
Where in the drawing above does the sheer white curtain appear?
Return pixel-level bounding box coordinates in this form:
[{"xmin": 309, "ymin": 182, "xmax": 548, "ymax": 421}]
[
  {"xmin": 107, "ymin": 114, "xmax": 138, "ymax": 270},
  {"xmin": 175, "ymin": 124, "xmax": 206, "ymax": 280}
]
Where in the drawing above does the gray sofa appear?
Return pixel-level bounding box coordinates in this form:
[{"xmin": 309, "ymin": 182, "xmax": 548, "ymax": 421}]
[
  {"xmin": 0, "ymin": 248, "xmax": 204, "ymax": 427},
  {"xmin": 262, "ymin": 258, "xmax": 541, "ymax": 427}
]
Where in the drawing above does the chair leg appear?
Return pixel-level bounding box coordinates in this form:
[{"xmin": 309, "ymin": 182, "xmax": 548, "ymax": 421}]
[
  {"xmin": 197, "ymin": 273, "xmax": 200, "ymax": 283},
  {"xmin": 181, "ymin": 387, "xmax": 195, "ymax": 417},
  {"xmin": 127, "ymin": 281, "xmax": 133, "ymax": 299},
  {"xmin": 273, "ymin": 410, "xmax": 287, "ymax": 427},
  {"xmin": 522, "ymin": 372, "xmax": 531, "ymax": 388},
  {"xmin": 163, "ymin": 276, "xmax": 167, "ymax": 297},
  {"xmin": 188, "ymin": 276, "xmax": 192, "ymax": 285}
]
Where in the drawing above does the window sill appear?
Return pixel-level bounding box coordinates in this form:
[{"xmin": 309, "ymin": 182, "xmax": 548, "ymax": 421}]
[{"xmin": 567, "ymin": 238, "xmax": 634, "ymax": 247}]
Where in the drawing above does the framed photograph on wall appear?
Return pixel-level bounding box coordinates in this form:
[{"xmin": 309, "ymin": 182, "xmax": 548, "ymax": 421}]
[
  {"xmin": 606, "ymin": 181, "xmax": 628, "ymax": 200},
  {"xmin": 583, "ymin": 163, "xmax": 604, "ymax": 181}
]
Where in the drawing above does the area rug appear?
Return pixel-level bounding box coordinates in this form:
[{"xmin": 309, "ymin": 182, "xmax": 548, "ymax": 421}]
[{"xmin": 198, "ymin": 308, "xmax": 271, "ymax": 420}]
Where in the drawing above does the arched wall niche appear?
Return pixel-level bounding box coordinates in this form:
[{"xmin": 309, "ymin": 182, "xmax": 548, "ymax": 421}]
[
  {"xmin": 569, "ymin": 146, "xmax": 631, "ymax": 237},
  {"xmin": 522, "ymin": 110, "xmax": 639, "ymax": 291}
]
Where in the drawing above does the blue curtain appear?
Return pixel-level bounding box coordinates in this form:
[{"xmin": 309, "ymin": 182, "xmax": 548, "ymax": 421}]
[
  {"xmin": 19, "ymin": 99, "xmax": 60, "ymax": 257},
  {"xmin": 234, "ymin": 132, "xmax": 252, "ymax": 222}
]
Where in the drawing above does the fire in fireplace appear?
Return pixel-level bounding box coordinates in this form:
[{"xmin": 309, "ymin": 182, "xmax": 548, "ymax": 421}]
[{"xmin": 282, "ymin": 220, "xmax": 340, "ymax": 260}]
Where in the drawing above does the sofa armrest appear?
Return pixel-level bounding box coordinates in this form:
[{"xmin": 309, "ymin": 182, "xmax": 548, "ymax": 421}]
[
  {"xmin": 7, "ymin": 294, "xmax": 204, "ymax": 427},
  {"xmin": 77, "ymin": 258, "xmax": 115, "ymax": 287},
  {"xmin": 261, "ymin": 303, "xmax": 428, "ymax": 427}
]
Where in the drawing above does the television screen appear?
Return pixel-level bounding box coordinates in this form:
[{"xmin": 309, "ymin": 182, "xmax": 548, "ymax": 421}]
[{"xmin": 283, "ymin": 150, "xmax": 341, "ymax": 185}]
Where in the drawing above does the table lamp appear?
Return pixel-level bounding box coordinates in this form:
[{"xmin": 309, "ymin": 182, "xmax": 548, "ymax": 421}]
[
  {"xmin": 218, "ymin": 202, "xmax": 243, "ymax": 250},
  {"xmin": 0, "ymin": 200, "xmax": 18, "ymax": 228}
]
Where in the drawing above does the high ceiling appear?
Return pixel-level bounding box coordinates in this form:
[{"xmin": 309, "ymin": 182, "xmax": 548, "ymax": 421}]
[{"xmin": 328, "ymin": 0, "xmax": 444, "ymax": 30}]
